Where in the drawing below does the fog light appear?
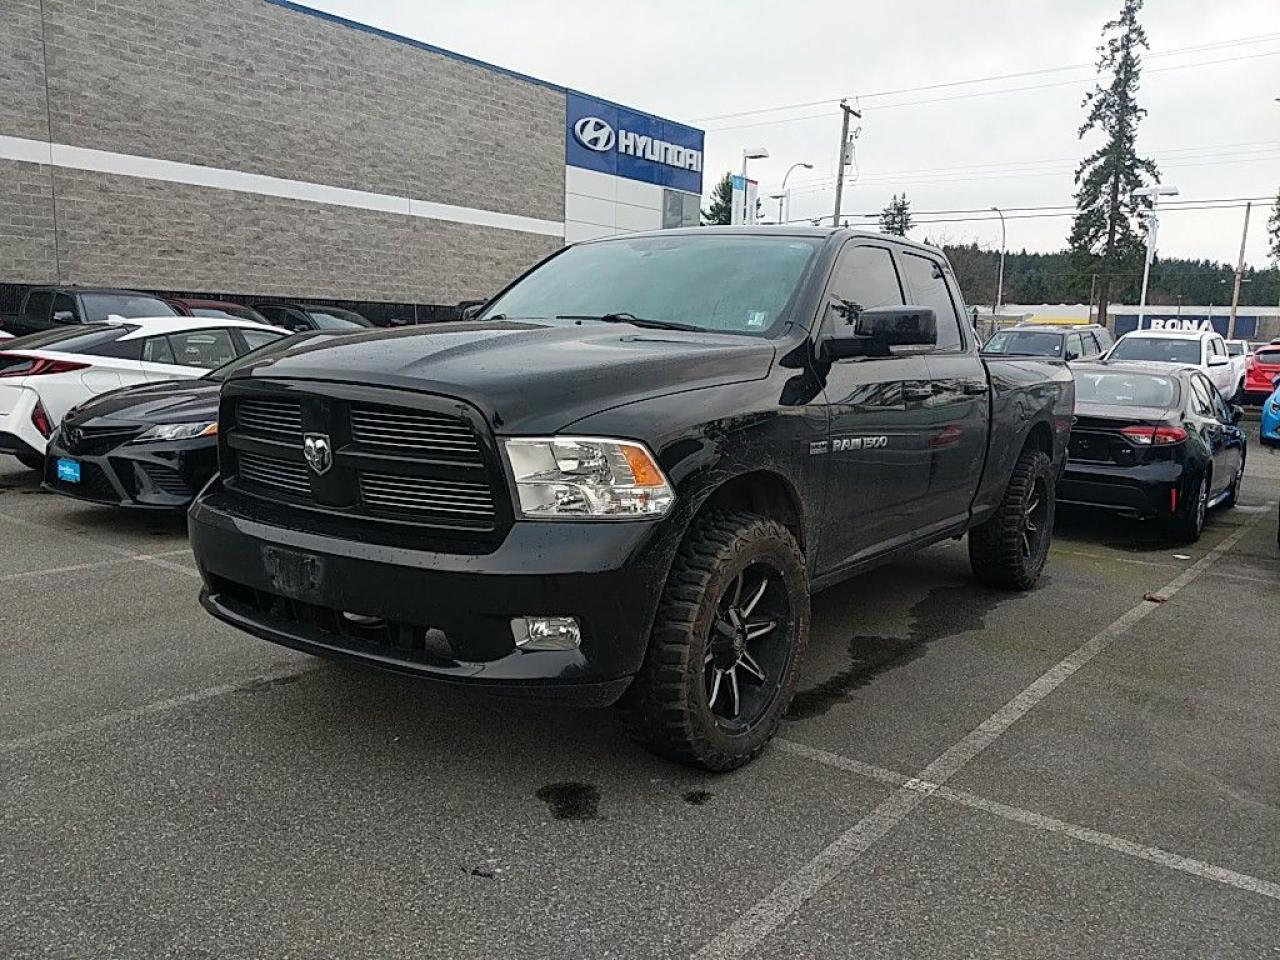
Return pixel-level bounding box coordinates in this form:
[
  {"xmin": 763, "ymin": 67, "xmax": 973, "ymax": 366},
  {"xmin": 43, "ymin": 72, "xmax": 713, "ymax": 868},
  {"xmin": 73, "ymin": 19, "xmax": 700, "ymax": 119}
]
[{"xmin": 511, "ymin": 616, "xmax": 581, "ymax": 650}]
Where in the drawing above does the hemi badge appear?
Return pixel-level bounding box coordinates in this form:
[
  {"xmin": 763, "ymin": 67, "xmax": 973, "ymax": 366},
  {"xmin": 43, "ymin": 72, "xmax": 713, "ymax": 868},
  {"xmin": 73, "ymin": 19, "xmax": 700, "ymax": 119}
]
[{"xmin": 809, "ymin": 441, "xmax": 829, "ymax": 456}]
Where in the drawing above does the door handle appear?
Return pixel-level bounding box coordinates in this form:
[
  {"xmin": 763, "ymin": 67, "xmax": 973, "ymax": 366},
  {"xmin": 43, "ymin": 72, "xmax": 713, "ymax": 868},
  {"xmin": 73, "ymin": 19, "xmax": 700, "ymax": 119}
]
[
  {"xmin": 903, "ymin": 383, "xmax": 933, "ymax": 401},
  {"xmin": 962, "ymin": 381, "xmax": 988, "ymax": 395}
]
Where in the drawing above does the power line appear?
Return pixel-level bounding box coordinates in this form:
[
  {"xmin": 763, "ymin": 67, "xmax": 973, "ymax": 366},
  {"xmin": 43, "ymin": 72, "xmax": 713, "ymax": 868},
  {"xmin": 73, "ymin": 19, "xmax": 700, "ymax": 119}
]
[
  {"xmin": 693, "ymin": 32, "xmax": 1280, "ymax": 124},
  {"xmin": 703, "ymin": 49, "xmax": 1280, "ymax": 133},
  {"xmin": 800, "ymin": 200, "xmax": 1263, "ymax": 228}
]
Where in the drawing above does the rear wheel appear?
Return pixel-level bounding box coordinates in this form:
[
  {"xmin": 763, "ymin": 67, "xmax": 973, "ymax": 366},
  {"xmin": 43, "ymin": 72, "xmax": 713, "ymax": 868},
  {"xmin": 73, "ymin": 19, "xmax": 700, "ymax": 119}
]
[
  {"xmin": 1170, "ymin": 471, "xmax": 1209, "ymax": 543},
  {"xmin": 968, "ymin": 447, "xmax": 1054, "ymax": 591},
  {"xmin": 15, "ymin": 450, "xmax": 43, "ymax": 471},
  {"xmin": 620, "ymin": 510, "xmax": 809, "ymax": 771}
]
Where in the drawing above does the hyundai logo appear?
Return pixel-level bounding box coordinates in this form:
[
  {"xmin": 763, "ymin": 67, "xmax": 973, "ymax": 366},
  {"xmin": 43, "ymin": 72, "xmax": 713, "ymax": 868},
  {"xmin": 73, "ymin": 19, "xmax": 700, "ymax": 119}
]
[
  {"xmin": 573, "ymin": 116, "xmax": 615, "ymax": 153},
  {"xmin": 303, "ymin": 432, "xmax": 333, "ymax": 476}
]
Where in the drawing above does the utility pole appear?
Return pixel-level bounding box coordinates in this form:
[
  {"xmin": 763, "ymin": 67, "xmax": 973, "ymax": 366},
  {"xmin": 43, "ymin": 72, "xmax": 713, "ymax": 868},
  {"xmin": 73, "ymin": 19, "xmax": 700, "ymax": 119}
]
[
  {"xmin": 831, "ymin": 100, "xmax": 861, "ymax": 228},
  {"xmin": 990, "ymin": 207, "xmax": 1007, "ymax": 317},
  {"xmin": 1227, "ymin": 201, "xmax": 1252, "ymax": 340}
]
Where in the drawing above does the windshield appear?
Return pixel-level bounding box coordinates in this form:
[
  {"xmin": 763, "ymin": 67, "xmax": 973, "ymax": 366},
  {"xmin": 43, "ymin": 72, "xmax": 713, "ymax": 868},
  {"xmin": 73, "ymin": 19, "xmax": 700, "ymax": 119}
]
[
  {"xmin": 307, "ymin": 308, "xmax": 372, "ymax": 329},
  {"xmin": 480, "ymin": 234, "xmax": 824, "ymax": 336},
  {"xmin": 1108, "ymin": 336, "xmax": 1201, "ymax": 365},
  {"xmin": 0, "ymin": 324, "xmax": 135, "ymax": 352},
  {"xmin": 1074, "ymin": 371, "xmax": 1178, "ymax": 408},
  {"xmin": 79, "ymin": 293, "xmax": 178, "ymax": 321},
  {"xmin": 1226, "ymin": 342, "xmax": 1244, "ymax": 356},
  {"xmin": 983, "ymin": 330, "xmax": 1064, "ymax": 357},
  {"xmin": 192, "ymin": 305, "xmax": 268, "ymax": 324}
]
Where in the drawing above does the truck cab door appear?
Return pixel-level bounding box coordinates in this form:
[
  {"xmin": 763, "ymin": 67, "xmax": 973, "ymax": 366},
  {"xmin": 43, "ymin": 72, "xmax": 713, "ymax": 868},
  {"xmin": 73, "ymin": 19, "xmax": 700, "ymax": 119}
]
[
  {"xmin": 899, "ymin": 252, "xmax": 990, "ymax": 530},
  {"xmin": 813, "ymin": 242, "xmax": 932, "ymax": 573}
]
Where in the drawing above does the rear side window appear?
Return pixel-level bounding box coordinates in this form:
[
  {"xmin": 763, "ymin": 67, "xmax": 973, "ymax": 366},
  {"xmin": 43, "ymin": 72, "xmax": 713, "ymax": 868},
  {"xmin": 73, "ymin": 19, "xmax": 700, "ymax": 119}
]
[
  {"xmin": 900, "ymin": 253, "xmax": 963, "ymax": 351},
  {"xmin": 1189, "ymin": 375, "xmax": 1216, "ymax": 416},
  {"xmin": 825, "ymin": 245, "xmax": 904, "ymax": 331},
  {"xmin": 1, "ymin": 324, "xmax": 136, "ymax": 355},
  {"xmin": 1082, "ymin": 332, "xmax": 1101, "ymax": 355},
  {"xmin": 167, "ymin": 328, "xmax": 237, "ymax": 368},
  {"xmin": 142, "ymin": 336, "xmax": 176, "ymax": 364},
  {"xmin": 1065, "ymin": 333, "xmax": 1084, "ymax": 360},
  {"xmin": 239, "ymin": 328, "xmax": 286, "ymax": 352},
  {"xmin": 23, "ymin": 291, "xmax": 52, "ymax": 321}
]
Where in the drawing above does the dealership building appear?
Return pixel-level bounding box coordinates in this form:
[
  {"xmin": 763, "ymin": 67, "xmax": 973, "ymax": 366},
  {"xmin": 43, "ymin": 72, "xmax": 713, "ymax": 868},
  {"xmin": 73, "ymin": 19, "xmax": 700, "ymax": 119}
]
[{"xmin": 0, "ymin": 0, "xmax": 705, "ymax": 321}]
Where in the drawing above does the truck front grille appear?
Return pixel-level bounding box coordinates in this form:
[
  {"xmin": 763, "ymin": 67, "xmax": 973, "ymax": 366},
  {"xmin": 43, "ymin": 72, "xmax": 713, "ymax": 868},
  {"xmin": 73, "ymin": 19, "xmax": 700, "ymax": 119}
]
[{"xmin": 222, "ymin": 384, "xmax": 508, "ymax": 540}]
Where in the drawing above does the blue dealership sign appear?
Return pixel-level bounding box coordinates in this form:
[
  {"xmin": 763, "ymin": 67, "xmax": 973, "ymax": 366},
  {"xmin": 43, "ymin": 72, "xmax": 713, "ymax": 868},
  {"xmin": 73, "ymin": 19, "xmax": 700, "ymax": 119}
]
[
  {"xmin": 1114, "ymin": 313, "xmax": 1258, "ymax": 339},
  {"xmin": 566, "ymin": 92, "xmax": 705, "ymax": 195}
]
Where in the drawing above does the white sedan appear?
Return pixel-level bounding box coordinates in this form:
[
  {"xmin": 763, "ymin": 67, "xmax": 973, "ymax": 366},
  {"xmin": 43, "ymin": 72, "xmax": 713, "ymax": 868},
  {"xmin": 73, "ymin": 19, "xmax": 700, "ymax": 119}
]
[{"xmin": 0, "ymin": 316, "xmax": 287, "ymax": 469}]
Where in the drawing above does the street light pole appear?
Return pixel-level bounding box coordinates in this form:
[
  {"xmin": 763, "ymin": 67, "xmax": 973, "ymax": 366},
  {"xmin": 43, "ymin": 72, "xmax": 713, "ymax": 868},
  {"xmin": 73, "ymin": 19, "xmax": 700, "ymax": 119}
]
[
  {"xmin": 739, "ymin": 147, "xmax": 770, "ymax": 224},
  {"xmin": 1132, "ymin": 184, "xmax": 1179, "ymax": 330},
  {"xmin": 990, "ymin": 206, "xmax": 1006, "ymax": 316},
  {"xmin": 779, "ymin": 161, "xmax": 812, "ymax": 224}
]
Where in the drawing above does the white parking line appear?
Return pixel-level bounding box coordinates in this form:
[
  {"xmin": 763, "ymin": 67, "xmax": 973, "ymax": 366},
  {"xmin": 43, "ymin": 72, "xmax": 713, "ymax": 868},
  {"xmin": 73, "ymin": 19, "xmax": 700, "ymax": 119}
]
[
  {"xmin": 780, "ymin": 740, "xmax": 1280, "ymax": 903},
  {"xmin": 0, "ymin": 549, "xmax": 193, "ymax": 583},
  {"xmin": 694, "ymin": 515, "xmax": 1263, "ymax": 959},
  {"xmin": 0, "ymin": 511, "xmax": 199, "ymax": 579},
  {"xmin": 0, "ymin": 663, "xmax": 318, "ymax": 755}
]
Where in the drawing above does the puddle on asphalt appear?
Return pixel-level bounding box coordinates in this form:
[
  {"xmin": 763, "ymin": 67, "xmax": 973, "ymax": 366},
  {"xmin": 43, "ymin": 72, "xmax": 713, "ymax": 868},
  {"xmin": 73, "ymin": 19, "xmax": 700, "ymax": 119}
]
[
  {"xmin": 535, "ymin": 782, "xmax": 600, "ymax": 821},
  {"xmin": 787, "ymin": 583, "xmax": 1007, "ymax": 720}
]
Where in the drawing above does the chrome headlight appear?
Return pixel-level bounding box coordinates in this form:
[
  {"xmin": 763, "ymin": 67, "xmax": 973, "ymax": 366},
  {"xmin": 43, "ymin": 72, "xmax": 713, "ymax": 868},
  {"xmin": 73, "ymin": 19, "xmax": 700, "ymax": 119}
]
[
  {"xmin": 503, "ymin": 436, "xmax": 674, "ymax": 519},
  {"xmin": 130, "ymin": 421, "xmax": 218, "ymax": 443}
]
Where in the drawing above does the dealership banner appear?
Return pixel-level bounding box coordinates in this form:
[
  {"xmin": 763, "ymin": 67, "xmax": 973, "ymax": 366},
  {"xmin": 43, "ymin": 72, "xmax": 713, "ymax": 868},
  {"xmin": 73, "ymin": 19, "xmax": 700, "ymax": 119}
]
[
  {"xmin": 1114, "ymin": 313, "xmax": 1259, "ymax": 339},
  {"xmin": 565, "ymin": 92, "xmax": 705, "ymax": 195}
]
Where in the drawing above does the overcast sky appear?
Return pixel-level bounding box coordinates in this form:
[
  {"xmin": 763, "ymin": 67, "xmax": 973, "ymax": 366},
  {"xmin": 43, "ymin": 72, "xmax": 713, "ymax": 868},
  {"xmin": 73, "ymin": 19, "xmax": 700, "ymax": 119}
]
[{"xmin": 310, "ymin": 0, "xmax": 1278, "ymax": 266}]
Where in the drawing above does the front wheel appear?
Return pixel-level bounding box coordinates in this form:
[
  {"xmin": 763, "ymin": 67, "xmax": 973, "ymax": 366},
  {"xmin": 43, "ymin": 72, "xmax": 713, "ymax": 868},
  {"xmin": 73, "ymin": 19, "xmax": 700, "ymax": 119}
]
[
  {"xmin": 620, "ymin": 510, "xmax": 809, "ymax": 771},
  {"xmin": 968, "ymin": 447, "xmax": 1055, "ymax": 590}
]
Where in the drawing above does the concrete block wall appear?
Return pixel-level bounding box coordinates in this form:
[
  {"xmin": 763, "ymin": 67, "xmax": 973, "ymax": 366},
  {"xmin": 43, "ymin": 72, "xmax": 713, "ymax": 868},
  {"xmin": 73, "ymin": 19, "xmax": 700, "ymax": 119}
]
[{"xmin": 0, "ymin": 0, "xmax": 567, "ymax": 302}]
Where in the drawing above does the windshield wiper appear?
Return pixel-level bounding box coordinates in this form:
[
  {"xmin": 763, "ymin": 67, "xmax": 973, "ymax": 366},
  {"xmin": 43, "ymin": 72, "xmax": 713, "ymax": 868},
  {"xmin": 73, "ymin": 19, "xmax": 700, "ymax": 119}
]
[{"xmin": 557, "ymin": 313, "xmax": 704, "ymax": 332}]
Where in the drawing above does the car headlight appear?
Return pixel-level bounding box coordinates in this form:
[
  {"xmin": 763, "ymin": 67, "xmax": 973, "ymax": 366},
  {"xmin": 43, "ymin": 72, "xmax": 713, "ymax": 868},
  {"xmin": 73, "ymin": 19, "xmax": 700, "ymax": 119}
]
[
  {"xmin": 130, "ymin": 421, "xmax": 218, "ymax": 443},
  {"xmin": 503, "ymin": 436, "xmax": 674, "ymax": 519}
]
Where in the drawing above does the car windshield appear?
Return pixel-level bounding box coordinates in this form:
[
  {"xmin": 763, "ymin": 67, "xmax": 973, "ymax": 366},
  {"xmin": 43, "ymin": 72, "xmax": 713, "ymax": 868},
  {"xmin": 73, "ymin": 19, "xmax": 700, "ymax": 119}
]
[
  {"xmin": 982, "ymin": 330, "xmax": 1064, "ymax": 357},
  {"xmin": 79, "ymin": 293, "xmax": 178, "ymax": 321},
  {"xmin": 307, "ymin": 309, "xmax": 372, "ymax": 329},
  {"xmin": 1108, "ymin": 336, "xmax": 1201, "ymax": 365},
  {"xmin": 479, "ymin": 234, "xmax": 825, "ymax": 336},
  {"xmin": 0, "ymin": 323, "xmax": 135, "ymax": 353},
  {"xmin": 1226, "ymin": 342, "xmax": 1245, "ymax": 356},
  {"xmin": 1074, "ymin": 371, "xmax": 1178, "ymax": 408}
]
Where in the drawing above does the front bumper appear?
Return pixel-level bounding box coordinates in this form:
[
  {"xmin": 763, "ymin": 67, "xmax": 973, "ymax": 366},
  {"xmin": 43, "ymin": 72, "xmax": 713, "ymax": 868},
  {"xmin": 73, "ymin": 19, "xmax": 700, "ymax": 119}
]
[
  {"xmin": 0, "ymin": 386, "xmax": 46, "ymax": 461},
  {"xmin": 189, "ymin": 483, "xmax": 680, "ymax": 705},
  {"xmin": 42, "ymin": 429, "xmax": 217, "ymax": 509},
  {"xmin": 1058, "ymin": 460, "xmax": 1190, "ymax": 519}
]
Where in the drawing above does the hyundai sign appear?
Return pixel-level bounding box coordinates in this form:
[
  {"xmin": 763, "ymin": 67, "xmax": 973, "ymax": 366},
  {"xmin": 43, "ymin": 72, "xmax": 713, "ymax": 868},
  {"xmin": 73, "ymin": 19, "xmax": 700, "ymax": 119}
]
[{"xmin": 566, "ymin": 92, "xmax": 705, "ymax": 195}]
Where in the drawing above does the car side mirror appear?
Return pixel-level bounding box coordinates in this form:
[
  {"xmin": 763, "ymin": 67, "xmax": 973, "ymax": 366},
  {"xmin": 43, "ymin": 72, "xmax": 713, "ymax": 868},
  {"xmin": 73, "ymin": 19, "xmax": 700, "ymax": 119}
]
[
  {"xmin": 1207, "ymin": 355, "xmax": 1229, "ymax": 367},
  {"xmin": 458, "ymin": 300, "xmax": 486, "ymax": 320},
  {"xmin": 824, "ymin": 304, "xmax": 937, "ymax": 360},
  {"xmin": 51, "ymin": 310, "xmax": 75, "ymax": 324},
  {"xmin": 1230, "ymin": 404, "xmax": 1244, "ymax": 425}
]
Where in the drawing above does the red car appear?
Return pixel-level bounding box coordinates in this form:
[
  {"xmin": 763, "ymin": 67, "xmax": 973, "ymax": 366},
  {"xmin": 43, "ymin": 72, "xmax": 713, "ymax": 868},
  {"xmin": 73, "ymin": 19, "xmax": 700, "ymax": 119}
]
[
  {"xmin": 167, "ymin": 298, "xmax": 270, "ymax": 325},
  {"xmin": 1243, "ymin": 343, "xmax": 1280, "ymax": 403}
]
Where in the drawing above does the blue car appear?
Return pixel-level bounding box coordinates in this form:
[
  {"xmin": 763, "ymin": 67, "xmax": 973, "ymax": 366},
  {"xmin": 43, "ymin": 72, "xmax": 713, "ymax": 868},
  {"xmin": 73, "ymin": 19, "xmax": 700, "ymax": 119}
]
[{"xmin": 1262, "ymin": 381, "xmax": 1280, "ymax": 446}]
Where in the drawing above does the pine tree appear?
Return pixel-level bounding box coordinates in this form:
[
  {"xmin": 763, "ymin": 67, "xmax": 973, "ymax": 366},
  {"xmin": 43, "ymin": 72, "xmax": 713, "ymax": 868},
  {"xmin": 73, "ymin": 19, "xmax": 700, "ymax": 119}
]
[
  {"xmin": 1069, "ymin": 0, "xmax": 1159, "ymax": 327},
  {"xmin": 702, "ymin": 173, "xmax": 734, "ymax": 225},
  {"xmin": 1268, "ymin": 187, "xmax": 1280, "ymax": 265},
  {"xmin": 879, "ymin": 194, "xmax": 913, "ymax": 236}
]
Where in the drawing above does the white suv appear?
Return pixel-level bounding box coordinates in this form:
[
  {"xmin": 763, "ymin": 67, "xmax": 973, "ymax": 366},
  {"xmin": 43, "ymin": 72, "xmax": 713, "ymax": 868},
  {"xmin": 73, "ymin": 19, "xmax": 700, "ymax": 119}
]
[{"xmin": 1105, "ymin": 329, "xmax": 1241, "ymax": 400}]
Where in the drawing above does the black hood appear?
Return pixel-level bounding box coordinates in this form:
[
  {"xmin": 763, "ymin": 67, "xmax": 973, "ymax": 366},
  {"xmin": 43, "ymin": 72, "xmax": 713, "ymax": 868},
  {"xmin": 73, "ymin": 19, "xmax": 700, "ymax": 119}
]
[
  {"xmin": 228, "ymin": 321, "xmax": 777, "ymax": 433},
  {"xmin": 68, "ymin": 377, "xmax": 220, "ymax": 426}
]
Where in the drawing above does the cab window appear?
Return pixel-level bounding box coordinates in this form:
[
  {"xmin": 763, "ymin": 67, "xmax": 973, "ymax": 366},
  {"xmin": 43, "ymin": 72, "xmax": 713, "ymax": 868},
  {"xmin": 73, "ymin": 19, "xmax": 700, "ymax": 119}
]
[
  {"xmin": 900, "ymin": 252, "xmax": 964, "ymax": 351},
  {"xmin": 824, "ymin": 244, "xmax": 904, "ymax": 334}
]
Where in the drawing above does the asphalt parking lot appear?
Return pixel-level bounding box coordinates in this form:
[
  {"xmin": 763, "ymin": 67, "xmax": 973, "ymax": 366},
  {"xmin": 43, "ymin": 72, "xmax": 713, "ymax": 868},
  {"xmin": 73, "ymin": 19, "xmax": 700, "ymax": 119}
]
[{"xmin": 2, "ymin": 428, "xmax": 1278, "ymax": 960}]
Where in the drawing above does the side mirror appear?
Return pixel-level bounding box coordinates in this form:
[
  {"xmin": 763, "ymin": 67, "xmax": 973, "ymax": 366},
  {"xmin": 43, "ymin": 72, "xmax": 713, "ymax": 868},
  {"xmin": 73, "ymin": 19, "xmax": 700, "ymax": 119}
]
[
  {"xmin": 458, "ymin": 300, "xmax": 486, "ymax": 321},
  {"xmin": 1207, "ymin": 355, "xmax": 1229, "ymax": 367},
  {"xmin": 824, "ymin": 304, "xmax": 937, "ymax": 360},
  {"xmin": 51, "ymin": 310, "xmax": 75, "ymax": 324}
]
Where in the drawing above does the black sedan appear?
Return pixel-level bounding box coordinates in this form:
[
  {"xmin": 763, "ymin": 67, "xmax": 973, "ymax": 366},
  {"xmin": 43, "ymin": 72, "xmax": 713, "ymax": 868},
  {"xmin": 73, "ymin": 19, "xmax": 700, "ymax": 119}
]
[
  {"xmin": 1058, "ymin": 361, "xmax": 1247, "ymax": 542},
  {"xmin": 43, "ymin": 332, "xmax": 342, "ymax": 510}
]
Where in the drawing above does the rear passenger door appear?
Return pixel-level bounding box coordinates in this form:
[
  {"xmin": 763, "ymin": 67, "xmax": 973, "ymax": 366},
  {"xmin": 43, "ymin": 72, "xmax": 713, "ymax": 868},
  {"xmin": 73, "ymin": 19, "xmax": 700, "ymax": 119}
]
[
  {"xmin": 1188, "ymin": 373, "xmax": 1234, "ymax": 497},
  {"xmin": 900, "ymin": 252, "xmax": 991, "ymax": 530},
  {"xmin": 815, "ymin": 242, "xmax": 933, "ymax": 571}
]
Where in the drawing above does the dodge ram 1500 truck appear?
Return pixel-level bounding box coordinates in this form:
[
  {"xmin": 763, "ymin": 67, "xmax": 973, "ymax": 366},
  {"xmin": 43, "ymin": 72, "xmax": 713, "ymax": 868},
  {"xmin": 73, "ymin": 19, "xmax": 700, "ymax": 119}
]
[{"xmin": 189, "ymin": 227, "xmax": 1073, "ymax": 770}]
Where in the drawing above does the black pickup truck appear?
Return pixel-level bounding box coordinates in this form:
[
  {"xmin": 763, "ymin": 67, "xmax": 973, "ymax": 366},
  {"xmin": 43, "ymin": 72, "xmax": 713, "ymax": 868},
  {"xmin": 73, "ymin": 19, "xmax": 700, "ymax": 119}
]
[
  {"xmin": 1, "ymin": 286, "xmax": 178, "ymax": 337},
  {"xmin": 189, "ymin": 227, "xmax": 1073, "ymax": 770}
]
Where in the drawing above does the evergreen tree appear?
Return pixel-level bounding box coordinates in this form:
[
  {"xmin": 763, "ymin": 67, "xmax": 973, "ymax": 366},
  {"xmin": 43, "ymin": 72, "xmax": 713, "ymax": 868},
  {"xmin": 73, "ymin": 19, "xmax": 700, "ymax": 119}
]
[
  {"xmin": 879, "ymin": 194, "xmax": 913, "ymax": 236},
  {"xmin": 702, "ymin": 173, "xmax": 734, "ymax": 225},
  {"xmin": 1268, "ymin": 187, "xmax": 1280, "ymax": 265},
  {"xmin": 1068, "ymin": 0, "xmax": 1159, "ymax": 327}
]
